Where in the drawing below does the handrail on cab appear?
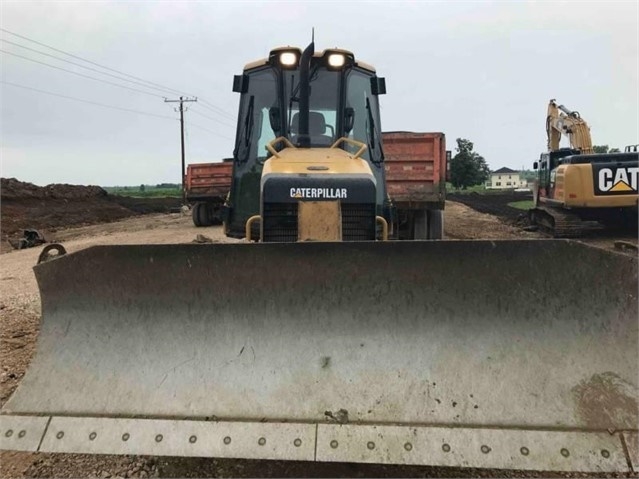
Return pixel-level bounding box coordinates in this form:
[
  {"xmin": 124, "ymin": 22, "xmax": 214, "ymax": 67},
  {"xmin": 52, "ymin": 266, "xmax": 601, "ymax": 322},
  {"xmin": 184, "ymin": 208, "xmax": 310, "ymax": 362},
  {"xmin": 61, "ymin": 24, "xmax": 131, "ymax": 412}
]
[
  {"xmin": 245, "ymin": 215, "xmax": 261, "ymax": 242},
  {"xmin": 376, "ymin": 216, "xmax": 389, "ymax": 241},
  {"xmin": 265, "ymin": 137, "xmax": 296, "ymax": 158},
  {"xmin": 330, "ymin": 137, "xmax": 367, "ymax": 160}
]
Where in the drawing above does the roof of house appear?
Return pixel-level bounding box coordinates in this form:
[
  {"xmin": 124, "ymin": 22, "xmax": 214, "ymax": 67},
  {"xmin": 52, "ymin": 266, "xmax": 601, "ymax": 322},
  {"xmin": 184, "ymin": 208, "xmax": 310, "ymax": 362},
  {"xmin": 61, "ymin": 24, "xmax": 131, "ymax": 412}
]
[{"xmin": 492, "ymin": 167, "xmax": 518, "ymax": 174}]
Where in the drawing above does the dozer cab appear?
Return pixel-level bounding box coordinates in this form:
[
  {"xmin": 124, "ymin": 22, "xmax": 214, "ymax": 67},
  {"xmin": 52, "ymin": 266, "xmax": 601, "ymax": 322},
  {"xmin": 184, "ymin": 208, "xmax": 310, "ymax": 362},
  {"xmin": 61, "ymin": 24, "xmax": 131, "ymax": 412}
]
[
  {"xmin": 222, "ymin": 43, "xmax": 444, "ymax": 242},
  {"xmin": 1, "ymin": 45, "xmax": 637, "ymax": 474},
  {"xmin": 223, "ymin": 43, "xmax": 391, "ymax": 243}
]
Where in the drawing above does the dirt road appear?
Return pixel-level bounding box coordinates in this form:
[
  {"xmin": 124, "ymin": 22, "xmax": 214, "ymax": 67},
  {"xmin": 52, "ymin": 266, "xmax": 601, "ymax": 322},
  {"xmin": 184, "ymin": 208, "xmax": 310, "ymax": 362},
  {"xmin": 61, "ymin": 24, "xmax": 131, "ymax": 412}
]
[{"xmin": 0, "ymin": 203, "xmax": 633, "ymax": 478}]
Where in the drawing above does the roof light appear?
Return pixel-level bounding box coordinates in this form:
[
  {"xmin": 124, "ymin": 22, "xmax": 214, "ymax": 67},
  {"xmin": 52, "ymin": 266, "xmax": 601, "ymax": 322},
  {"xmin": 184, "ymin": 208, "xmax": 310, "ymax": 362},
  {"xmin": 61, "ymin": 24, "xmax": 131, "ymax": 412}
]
[
  {"xmin": 327, "ymin": 53, "xmax": 346, "ymax": 68},
  {"xmin": 280, "ymin": 52, "xmax": 298, "ymax": 67}
]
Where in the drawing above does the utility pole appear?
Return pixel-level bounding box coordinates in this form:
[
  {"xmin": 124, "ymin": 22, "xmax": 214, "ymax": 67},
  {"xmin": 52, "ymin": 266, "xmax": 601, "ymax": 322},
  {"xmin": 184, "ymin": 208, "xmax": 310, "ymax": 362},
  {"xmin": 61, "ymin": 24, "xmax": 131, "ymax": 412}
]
[{"xmin": 165, "ymin": 96, "xmax": 197, "ymax": 204}]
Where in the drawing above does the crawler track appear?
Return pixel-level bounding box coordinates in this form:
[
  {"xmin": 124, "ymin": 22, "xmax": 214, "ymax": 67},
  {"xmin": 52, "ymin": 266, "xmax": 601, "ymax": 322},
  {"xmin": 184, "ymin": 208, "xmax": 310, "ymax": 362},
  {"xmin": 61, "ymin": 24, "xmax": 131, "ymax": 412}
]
[{"xmin": 529, "ymin": 207, "xmax": 586, "ymax": 238}]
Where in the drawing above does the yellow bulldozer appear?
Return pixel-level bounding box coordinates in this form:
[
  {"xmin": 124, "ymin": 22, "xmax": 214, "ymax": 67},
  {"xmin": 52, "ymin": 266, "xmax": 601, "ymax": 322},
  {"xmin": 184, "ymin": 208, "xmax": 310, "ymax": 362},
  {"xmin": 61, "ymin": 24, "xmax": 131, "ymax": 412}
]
[{"xmin": 1, "ymin": 44, "xmax": 637, "ymax": 474}]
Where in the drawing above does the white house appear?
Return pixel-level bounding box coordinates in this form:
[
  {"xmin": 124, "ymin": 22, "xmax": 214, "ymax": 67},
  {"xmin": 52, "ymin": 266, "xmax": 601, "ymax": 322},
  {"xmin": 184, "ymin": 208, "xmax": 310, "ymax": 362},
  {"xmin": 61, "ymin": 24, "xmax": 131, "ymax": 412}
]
[{"xmin": 485, "ymin": 167, "xmax": 528, "ymax": 190}]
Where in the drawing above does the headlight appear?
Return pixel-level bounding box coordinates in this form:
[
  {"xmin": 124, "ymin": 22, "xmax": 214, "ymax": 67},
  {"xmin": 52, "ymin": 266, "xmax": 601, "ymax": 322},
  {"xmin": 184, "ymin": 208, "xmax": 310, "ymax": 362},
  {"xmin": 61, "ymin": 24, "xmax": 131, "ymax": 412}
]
[
  {"xmin": 327, "ymin": 54, "xmax": 346, "ymax": 68},
  {"xmin": 280, "ymin": 52, "xmax": 298, "ymax": 67}
]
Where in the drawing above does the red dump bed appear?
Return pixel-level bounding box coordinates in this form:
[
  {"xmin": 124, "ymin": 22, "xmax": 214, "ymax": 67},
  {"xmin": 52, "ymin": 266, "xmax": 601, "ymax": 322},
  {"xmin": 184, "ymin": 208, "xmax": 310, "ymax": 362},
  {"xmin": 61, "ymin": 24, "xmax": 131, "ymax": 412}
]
[
  {"xmin": 382, "ymin": 131, "xmax": 447, "ymax": 208},
  {"xmin": 185, "ymin": 162, "xmax": 233, "ymax": 201}
]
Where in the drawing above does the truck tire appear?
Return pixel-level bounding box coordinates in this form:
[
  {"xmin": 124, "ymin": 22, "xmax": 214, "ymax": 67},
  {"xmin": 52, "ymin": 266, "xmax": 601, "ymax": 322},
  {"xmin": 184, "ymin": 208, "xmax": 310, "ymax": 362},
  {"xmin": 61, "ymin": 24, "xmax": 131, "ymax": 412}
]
[
  {"xmin": 198, "ymin": 203, "xmax": 212, "ymax": 227},
  {"xmin": 192, "ymin": 203, "xmax": 202, "ymax": 227},
  {"xmin": 413, "ymin": 210, "xmax": 428, "ymax": 240},
  {"xmin": 428, "ymin": 210, "xmax": 444, "ymax": 240}
]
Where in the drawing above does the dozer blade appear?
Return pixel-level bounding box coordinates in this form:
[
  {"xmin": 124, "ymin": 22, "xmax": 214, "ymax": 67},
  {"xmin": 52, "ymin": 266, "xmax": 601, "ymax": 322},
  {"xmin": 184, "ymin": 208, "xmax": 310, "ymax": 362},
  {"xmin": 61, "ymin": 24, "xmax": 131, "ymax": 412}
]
[{"xmin": 1, "ymin": 240, "xmax": 637, "ymax": 473}]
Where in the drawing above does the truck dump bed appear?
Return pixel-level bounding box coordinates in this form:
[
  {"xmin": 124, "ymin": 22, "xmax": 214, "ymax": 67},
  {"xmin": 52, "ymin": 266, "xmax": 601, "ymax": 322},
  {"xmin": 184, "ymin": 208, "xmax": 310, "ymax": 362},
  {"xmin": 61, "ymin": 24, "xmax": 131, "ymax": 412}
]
[
  {"xmin": 185, "ymin": 162, "xmax": 232, "ymax": 201},
  {"xmin": 383, "ymin": 132, "xmax": 446, "ymax": 208}
]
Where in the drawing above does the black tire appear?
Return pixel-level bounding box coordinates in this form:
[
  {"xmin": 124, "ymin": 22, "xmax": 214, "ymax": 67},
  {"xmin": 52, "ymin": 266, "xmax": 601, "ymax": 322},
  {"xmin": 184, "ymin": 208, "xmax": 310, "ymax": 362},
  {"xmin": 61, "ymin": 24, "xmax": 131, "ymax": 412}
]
[
  {"xmin": 192, "ymin": 203, "xmax": 202, "ymax": 227},
  {"xmin": 198, "ymin": 202, "xmax": 213, "ymax": 227},
  {"xmin": 428, "ymin": 210, "xmax": 444, "ymax": 240},
  {"xmin": 210, "ymin": 205, "xmax": 223, "ymax": 226},
  {"xmin": 412, "ymin": 210, "xmax": 428, "ymax": 240}
]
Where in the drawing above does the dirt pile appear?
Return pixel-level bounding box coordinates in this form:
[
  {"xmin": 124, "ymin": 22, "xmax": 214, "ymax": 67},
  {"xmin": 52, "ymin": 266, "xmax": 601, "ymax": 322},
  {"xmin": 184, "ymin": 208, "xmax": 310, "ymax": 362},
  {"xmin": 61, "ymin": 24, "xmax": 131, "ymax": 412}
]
[
  {"xmin": 1, "ymin": 178, "xmax": 180, "ymax": 253},
  {"xmin": 1, "ymin": 178, "xmax": 108, "ymax": 200},
  {"xmin": 447, "ymin": 191, "xmax": 532, "ymax": 222}
]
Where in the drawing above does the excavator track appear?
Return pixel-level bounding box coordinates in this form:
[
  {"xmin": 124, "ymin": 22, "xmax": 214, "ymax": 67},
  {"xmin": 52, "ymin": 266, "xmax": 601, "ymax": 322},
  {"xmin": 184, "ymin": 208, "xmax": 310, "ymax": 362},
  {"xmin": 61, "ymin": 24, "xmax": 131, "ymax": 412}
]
[{"xmin": 530, "ymin": 206, "xmax": 585, "ymax": 238}]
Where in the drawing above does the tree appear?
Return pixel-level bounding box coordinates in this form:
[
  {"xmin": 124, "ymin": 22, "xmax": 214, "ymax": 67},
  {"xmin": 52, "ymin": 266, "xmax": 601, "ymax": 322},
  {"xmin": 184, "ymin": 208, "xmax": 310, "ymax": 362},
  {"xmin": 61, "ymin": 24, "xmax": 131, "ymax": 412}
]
[
  {"xmin": 140, "ymin": 184, "xmax": 146, "ymax": 192},
  {"xmin": 592, "ymin": 145, "xmax": 620, "ymax": 154},
  {"xmin": 449, "ymin": 138, "xmax": 490, "ymax": 189}
]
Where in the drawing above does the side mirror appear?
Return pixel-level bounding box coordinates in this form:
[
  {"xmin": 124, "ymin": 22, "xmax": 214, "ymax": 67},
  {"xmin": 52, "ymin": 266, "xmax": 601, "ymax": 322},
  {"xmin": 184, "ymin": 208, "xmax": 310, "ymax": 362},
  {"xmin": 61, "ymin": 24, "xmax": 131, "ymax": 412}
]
[
  {"xmin": 233, "ymin": 74, "xmax": 249, "ymax": 93},
  {"xmin": 371, "ymin": 77, "xmax": 386, "ymax": 95},
  {"xmin": 533, "ymin": 161, "xmax": 538, "ymax": 170},
  {"xmin": 344, "ymin": 107, "xmax": 355, "ymax": 134},
  {"xmin": 269, "ymin": 107, "xmax": 281, "ymax": 133}
]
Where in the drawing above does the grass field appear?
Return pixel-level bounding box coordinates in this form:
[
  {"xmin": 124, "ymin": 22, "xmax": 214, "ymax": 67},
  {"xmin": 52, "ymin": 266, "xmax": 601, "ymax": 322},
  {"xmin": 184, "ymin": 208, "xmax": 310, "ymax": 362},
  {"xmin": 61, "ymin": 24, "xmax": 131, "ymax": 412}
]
[
  {"xmin": 445, "ymin": 183, "xmax": 486, "ymax": 193},
  {"xmin": 103, "ymin": 185, "xmax": 181, "ymax": 197},
  {"xmin": 508, "ymin": 200, "xmax": 534, "ymax": 210}
]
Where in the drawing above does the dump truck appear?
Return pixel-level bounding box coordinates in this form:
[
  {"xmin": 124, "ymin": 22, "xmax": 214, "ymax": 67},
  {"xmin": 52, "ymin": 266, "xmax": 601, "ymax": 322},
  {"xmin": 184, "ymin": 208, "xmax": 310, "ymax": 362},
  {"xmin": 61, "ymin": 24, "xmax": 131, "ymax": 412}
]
[
  {"xmin": 531, "ymin": 99, "xmax": 639, "ymax": 236},
  {"xmin": 189, "ymin": 131, "xmax": 448, "ymax": 239},
  {"xmin": 185, "ymin": 160, "xmax": 232, "ymax": 227},
  {"xmin": 383, "ymin": 131, "xmax": 447, "ymax": 239},
  {"xmin": 1, "ymin": 44, "xmax": 637, "ymax": 474}
]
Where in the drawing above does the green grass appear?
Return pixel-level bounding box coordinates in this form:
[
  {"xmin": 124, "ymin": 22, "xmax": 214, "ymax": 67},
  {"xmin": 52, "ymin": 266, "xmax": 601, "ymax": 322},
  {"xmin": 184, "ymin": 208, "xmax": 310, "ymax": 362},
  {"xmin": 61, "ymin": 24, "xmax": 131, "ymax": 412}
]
[
  {"xmin": 103, "ymin": 186, "xmax": 182, "ymax": 197},
  {"xmin": 446, "ymin": 183, "xmax": 487, "ymax": 194},
  {"xmin": 508, "ymin": 200, "xmax": 534, "ymax": 210}
]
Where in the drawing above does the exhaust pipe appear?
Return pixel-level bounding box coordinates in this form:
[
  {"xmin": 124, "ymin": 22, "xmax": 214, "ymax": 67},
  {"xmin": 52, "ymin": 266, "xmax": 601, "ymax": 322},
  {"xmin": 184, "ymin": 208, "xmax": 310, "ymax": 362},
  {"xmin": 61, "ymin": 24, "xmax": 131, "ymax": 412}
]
[{"xmin": 296, "ymin": 41, "xmax": 314, "ymax": 148}]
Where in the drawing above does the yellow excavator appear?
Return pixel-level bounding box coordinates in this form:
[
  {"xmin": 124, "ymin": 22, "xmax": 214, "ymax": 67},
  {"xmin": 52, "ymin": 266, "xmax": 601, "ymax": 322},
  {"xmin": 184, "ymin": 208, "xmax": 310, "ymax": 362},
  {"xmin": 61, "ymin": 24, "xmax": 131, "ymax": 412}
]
[
  {"xmin": 531, "ymin": 99, "xmax": 638, "ymax": 236},
  {"xmin": 0, "ymin": 47, "xmax": 637, "ymax": 474}
]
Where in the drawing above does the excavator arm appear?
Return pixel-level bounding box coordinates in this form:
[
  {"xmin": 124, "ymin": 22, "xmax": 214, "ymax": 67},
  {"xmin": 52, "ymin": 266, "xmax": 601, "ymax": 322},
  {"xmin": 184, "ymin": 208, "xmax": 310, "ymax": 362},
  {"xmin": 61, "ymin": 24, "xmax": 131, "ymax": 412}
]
[{"xmin": 546, "ymin": 99, "xmax": 593, "ymax": 154}]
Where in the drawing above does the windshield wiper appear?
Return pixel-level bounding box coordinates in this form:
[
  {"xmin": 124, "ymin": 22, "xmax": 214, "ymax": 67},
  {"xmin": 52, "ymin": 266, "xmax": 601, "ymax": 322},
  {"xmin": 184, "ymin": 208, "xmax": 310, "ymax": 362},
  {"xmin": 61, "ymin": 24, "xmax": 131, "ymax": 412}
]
[
  {"xmin": 236, "ymin": 95, "xmax": 254, "ymax": 163},
  {"xmin": 366, "ymin": 97, "xmax": 384, "ymax": 164}
]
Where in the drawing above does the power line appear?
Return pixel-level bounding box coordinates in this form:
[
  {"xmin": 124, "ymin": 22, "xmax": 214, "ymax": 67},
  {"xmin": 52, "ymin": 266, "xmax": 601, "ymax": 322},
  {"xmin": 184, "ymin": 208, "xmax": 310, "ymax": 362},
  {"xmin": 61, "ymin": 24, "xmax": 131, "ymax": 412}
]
[
  {"xmin": 198, "ymin": 98, "xmax": 236, "ymax": 120},
  {"xmin": 189, "ymin": 107, "xmax": 235, "ymax": 128},
  {"xmin": 2, "ymin": 28, "xmax": 237, "ymax": 125},
  {"xmin": 1, "ymin": 80, "xmax": 178, "ymax": 121},
  {"xmin": 1, "ymin": 39, "xmax": 177, "ymax": 97},
  {"xmin": 1, "ymin": 27, "xmax": 189, "ymax": 98},
  {"xmin": 1, "ymin": 49, "xmax": 166, "ymax": 98},
  {"xmin": 186, "ymin": 121, "xmax": 234, "ymax": 140}
]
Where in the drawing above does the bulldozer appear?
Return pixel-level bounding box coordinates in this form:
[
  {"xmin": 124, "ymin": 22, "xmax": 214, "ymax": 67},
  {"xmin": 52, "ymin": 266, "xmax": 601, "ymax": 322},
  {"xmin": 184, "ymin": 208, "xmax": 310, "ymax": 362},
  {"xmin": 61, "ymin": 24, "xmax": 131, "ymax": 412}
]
[
  {"xmin": 1, "ymin": 44, "xmax": 637, "ymax": 474},
  {"xmin": 530, "ymin": 99, "xmax": 639, "ymax": 237}
]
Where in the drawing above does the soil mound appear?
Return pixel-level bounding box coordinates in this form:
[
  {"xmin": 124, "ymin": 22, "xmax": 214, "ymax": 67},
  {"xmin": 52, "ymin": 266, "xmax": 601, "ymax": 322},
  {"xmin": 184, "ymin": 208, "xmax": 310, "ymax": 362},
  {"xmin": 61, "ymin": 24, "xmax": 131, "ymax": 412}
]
[{"xmin": 1, "ymin": 178, "xmax": 107, "ymax": 200}]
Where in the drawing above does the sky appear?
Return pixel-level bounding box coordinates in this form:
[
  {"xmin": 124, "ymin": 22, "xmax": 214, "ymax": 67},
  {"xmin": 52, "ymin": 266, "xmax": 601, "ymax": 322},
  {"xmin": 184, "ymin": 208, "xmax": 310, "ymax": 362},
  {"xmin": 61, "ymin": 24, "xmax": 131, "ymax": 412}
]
[{"xmin": 1, "ymin": 0, "xmax": 637, "ymax": 187}]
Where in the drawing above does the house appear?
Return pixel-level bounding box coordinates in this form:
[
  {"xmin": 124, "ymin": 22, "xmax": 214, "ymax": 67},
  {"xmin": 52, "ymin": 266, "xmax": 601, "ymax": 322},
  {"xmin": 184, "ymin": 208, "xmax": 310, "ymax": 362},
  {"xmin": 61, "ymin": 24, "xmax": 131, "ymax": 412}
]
[{"xmin": 485, "ymin": 167, "xmax": 528, "ymax": 190}]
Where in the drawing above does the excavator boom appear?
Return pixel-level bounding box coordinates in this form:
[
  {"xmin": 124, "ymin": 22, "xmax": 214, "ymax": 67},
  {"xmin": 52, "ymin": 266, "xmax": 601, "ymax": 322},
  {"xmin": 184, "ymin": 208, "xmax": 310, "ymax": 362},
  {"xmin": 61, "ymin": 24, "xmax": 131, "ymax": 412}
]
[{"xmin": 547, "ymin": 99, "xmax": 594, "ymax": 154}]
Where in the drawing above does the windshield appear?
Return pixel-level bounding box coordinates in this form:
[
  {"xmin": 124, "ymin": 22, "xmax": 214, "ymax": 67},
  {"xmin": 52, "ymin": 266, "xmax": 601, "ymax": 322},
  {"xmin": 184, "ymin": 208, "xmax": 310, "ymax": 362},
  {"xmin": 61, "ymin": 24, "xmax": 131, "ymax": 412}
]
[
  {"xmin": 234, "ymin": 63, "xmax": 383, "ymax": 164},
  {"xmin": 284, "ymin": 69, "xmax": 339, "ymax": 147}
]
